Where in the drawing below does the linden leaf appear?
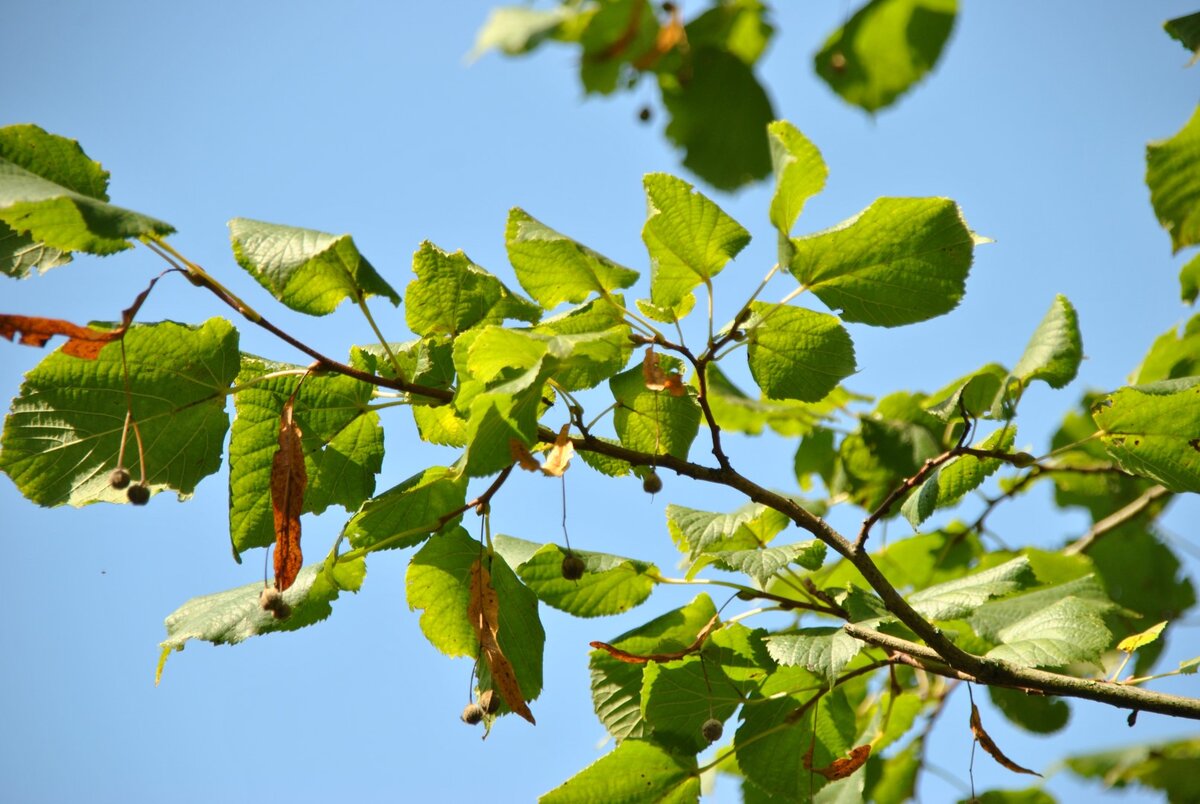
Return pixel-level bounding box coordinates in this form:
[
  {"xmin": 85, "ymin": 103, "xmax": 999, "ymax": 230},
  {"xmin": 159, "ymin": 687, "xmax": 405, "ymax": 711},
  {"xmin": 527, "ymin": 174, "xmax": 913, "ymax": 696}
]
[
  {"xmin": 271, "ymin": 395, "xmax": 306, "ymax": 592},
  {"xmin": 970, "ymin": 701, "xmax": 1042, "ymax": 777},
  {"xmin": 1117, "ymin": 620, "xmax": 1168, "ymax": 653},
  {"xmin": 470, "ymin": 559, "xmax": 536, "ymax": 724}
]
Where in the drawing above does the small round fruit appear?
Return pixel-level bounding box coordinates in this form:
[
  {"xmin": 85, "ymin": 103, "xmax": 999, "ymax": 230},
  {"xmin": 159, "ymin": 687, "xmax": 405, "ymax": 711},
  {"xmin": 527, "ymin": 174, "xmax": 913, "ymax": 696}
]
[
  {"xmin": 701, "ymin": 717, "xmax": 723, "ymax": 743},
  {"xmin": 109, "ymin": 468, "xmax": 131, "ymax": 490},
  {"xmin": 478, "ymin": 689, "xmax": 500, "ymax": 714},
  {"xmin": 642, "ymin": 471, "xmax": 663, "ymax": 495},
  {"xmin": 461, "ymin": 703, "xmax": 484, "ymax": 725},
  {"xmin": 637, "ymin": 106, "xmax": 652, "ymax": 123},
  {"xmin": 561, "ymin": 553, "xmax": 586, "ymax": 581},
  {"xmin": 126, "ymin": 483, "xmax": 151, "ymax": 505},
  {"xmin": 1009, "ymin": 452, "xmax": 1036, "ymax": 468}
]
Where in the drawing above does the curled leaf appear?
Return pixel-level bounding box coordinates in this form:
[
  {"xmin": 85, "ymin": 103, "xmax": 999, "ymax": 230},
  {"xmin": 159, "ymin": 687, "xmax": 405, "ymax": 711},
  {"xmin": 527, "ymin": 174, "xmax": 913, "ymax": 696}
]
[
  {"xmin": 642, "ymin": 347, "xmax": 686, "ymax": 396},
  {"xmin": 804, "ymin": 744, "xmax": 872, "ymax": 781},
  {"xmin": 0, "ymin": 314, "xmax": 120, "ymax": 359},
  {"xmin": 588, "ymin": 613, "xmax": 720, "ymax": 664},
  {"xmin": 271, "ymin": 397, "xmax": 306, "ymax": 591},
  {"xmin": 541, "ymin": 424, "xmax": 575, "ymax": 477},
  {"xmin": 510, "ymin": 438, "xmax": 542, "ymax": 472},
  {"xmin": 970, "ymin": 701, "xmax": 1042, "ymax": 777},
  {"xmin": 469, "ymin": 559, "xmax": 536, "ymax": 724}
]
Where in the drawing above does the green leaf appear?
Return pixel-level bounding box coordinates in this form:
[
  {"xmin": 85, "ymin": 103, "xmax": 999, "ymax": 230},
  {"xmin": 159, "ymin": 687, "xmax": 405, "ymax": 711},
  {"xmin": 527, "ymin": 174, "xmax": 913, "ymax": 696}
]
[
  {"xmin": 641, "ymin": 655, "xmax": 740, "ymax": 754},
  {"xmin": 1012, "ymin": 294, "xmax": 1082, "ymax": 389},
  {"xmin": 1182, "ymin": 252, "xmax": 1200, "ymax": 304},
  {"xmin": 924, "ymin": 363, "xmax": 1008, "ymax": 420},
  {"xmin": 0, "ymin": 125, "xmax": 112, "ymax": 276},
  {"xmin": 462, "ymin": 366, "xmax": 549, "ymax": 476},
  {"xmin": 1064, "ymin": 737, "xmax": 1200, "ymax": 802},
  {"xmin": 745, "ymin": 302, "xmax": 857, "ymax": 403},
  {"xmin": 540, "ymin": 739, "xmax": 699, "ymax": 804},
  {"xmin": 985, "ymin": 597, "xmax": 1112, "ymax": 668},
  {"xmin": 405, "ymin": 240, "xmax": 540, "ymax": 336},
  {"xmin": 764, "ymin": 627, "xmax": 863, "ymax": 682},
  {"xmin": 794, "ymin": 427, "xmax": 839, "ymax": 490},
  {"xmin": 707, "ymin": 623, "xmax": 776, "ymax": 692},
  {"xmin": 227, "ymin": 355, "xmax": 383, "ymax": 558},
  {"xmin": 988, "ymin": 686, "xmax": 1069, "ymax": 735},
  {"xmin": 969, "ymin": 575, "xmax": 1117, "ymax": 642},
  {"xmin": 610, "ymin": 356, "xmax": 702, "ymax": 460},
  {"xmin": 697, "ymin": 541, "xmax": 827, "ymax": 587},
  {"xmin": 589, "ymin": 595, "xmax": 717, "ymax": 743},
  {"xmin": 686, "ymin": 0, "xmax": 774, "ymax": 66},
  {"xmin": 1088, "ymin": 529, "xmax": 1195, "ymax": 636},
  {"xmin": 901, "ymin": 425, "xmax": 1016, "ymax": 528},
  {"xmin": 814, "ymin": 0, "xmax": 957, "ymax": 113},
  {"xmin": 472, "ymin": 5, "xmax": 576, "ymax": 57},
  {"xmin": 869, "ymin": 743, "xmax": 921, "ymax": 804},
  {"xmin": 534, "ymin": 297, "xmax": 634, "ymax": 391},
  {"xmin": 344, "ymin": 466, "xmax": 468, "ymax": 552},
  {"xmin": 960, "ymin": 789, "xmax": 1057, "ymax": 804},
  {"xmin": 835, "ymin": 392, "xmax": 944, "ymax": 510},
  {"xmin": 405, "ymin": 527, "xmax": 481, "ymax": 659},
  {"xmin": 907, "ymin": 556, "xmax": 1033, "ymax": 620},
  {"xmin": 1117, "ymin": 620, "xmax": 1168, "ymax": 653},
  {"xmin": 790, "ymin": 197, "xmax": 976, "ymax": 327},
  {"xmin": 1129, "ymin": 313, "xmax": 1200, "ymax": 384},
  {"xmin": 767, "ymin": 121, "xmax": 828, "ymax": 235},
  {"xmin": 705, "ymin": 363, "xmax": 853, "ymax": 437},
  {"xmin": 158, "ymin": 556, "xmax": 366, "ymax": 678},
  {"xmin": 666, "ymin": 502, "xmax": 790, "ymax": 562},
  {"xmin": 228, "ymin": 218, "xmax": 398, "ymax": 316},
  {"xmin": 642, "ymin": 173, "xmax": 750, "ymax": 315},
  {"xmin": 492, "ymin": 534, "xmax": 658, "ymax": 618},
  {"xmin": 660, "ymin": 47, "xmax": 774, "ymax": 191},
  {"xmin": 873, "ymin": 692, "xmax": 924, "ymax": 752},
  {"xmin": 1, "ymin": 319, "xmax": 237, "ymax": 507},
  {"xmin": 505, "ymin": 208, "xmax": 639, "ymax": 308},
  {"xmin": 1165, "ymin": 13, "xmax": 1200, "ymax": 64},
  {"xmin": 1147, "ymin": 105, "xmax": 1200, "ymax": 252},
  {"xmin": 412, "ymin": 404, "xmax": 468, "ymax": 446},
  {"xmin": 1092, "ymin": 378, "xmax": 1200, "ymax": 492}
]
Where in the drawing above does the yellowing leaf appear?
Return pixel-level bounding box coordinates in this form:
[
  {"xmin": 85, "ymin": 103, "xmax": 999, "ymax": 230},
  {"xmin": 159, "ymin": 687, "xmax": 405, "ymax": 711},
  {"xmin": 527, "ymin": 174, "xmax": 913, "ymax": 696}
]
[
  {"xmin": 541, "ymin": 424, "xmax": 575, "ymax": 477},
  {"xmin": 1117, "ymin": 620, "xmax": 1168, "ymax": 653},
  {"xmin": 469, "ymin": 559, "xmax": 535, "ymax": 724}
]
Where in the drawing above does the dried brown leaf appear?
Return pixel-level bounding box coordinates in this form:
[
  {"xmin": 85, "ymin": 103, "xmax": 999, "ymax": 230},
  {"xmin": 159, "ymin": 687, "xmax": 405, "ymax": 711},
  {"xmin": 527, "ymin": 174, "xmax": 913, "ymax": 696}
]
[
  {"xmin": 469, "ymin": 559, "xmax": 536, "ymax": 724},
  {"xmin": 510, "ymin": 439, "xmax": 541, "ymax": 473},
  {"xmin": 0, "ymin": 314, "xmax": 120, "ymax": 359},
  {"xmin": 808, "ymin": 744, "xmax": 872, "ymax": 781},
  {"xmin": 642, "ymin": 347, "xmax": 686, "ymax": 396},
  {"xmin": 970, "ymin": 702, "xmax": 1042, "ymax": 777},
  {"xmin": 589, "ymin": 614, "xmax": 721, "ymax": 664},
  {"xmin": 271, "ymin": 397, "xmax": 306, "ymax": 592},
  {"xmin": 541, "ymin": 424, "xmax": 575, "ymax": 477},
  {"xmin": 633, "ymin": 5, "xmax": 685, "ymax": 69}
]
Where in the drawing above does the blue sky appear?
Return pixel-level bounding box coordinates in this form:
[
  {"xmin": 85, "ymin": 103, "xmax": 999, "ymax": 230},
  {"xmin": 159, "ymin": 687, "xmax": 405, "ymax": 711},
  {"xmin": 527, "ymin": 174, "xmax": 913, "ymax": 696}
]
[{"xmin": 2, "ymin": 2, "xmax": 1198, "ymax": 802}]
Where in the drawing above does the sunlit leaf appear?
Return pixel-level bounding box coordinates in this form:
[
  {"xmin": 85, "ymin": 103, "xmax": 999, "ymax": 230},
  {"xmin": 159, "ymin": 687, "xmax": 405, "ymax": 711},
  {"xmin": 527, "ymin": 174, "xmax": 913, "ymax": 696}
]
[
  {"xmin": 745, "ymin": 302, "xmax": 856, "ymax": 403},
  {"xmin": 901, "ymin": 425, "xmax": 1016, "ymax": 528},
  {"xmin": 345, "ymin": 466, "xmax": 467, "ymax": 552},
  {"xmin": 768, "ymin": 121, "xmax": 827, "ymax": 235},
  {"xmin": 1092, "ymin": 378, "xmax": 1200, "ymax": 492},
  {"xmin": 610, "ymin": 354, "xmax": 701, "ymax": 460},
  {"xmin": 1147, "ymin": 105, "xmax": 1200, "ymax": 252},
  {"xmin": 406, "ymin": 240, "xmax": 540, "ymax": 336},
  {"xmin": 472, "ymin": 5, "xmax": 577, "ymax": 58},
  {"xmin": 907, "ymin": 556, "xmax": 1033, "ymax": 620},
  {"xmin": 985, "ymin": 597, "xmax": 1112, "ymax": 668},
  {"xmin": 641, "ymin": 655, "xmax": 740, "ymax": 754},
  {"xmin": 764, "ymin": 627, "xmax": 862, "ymax": 682},
  {"xmin": 540, "ymin": 738, "xmax": 699, "ymax": 803},
  {"xmin": 1012, "ymin": 294, "xmax": 1082, "ymax": 390}
]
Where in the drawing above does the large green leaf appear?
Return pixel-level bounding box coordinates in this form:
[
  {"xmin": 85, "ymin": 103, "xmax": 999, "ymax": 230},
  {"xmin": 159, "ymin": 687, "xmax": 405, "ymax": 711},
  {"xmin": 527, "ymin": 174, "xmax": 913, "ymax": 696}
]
[
  {"xmin": 969, "ymin": 575, "xmax": 1116, "ymax": 643},
  {"xmin": 589, "ymin": 595, "xmax": 717, "ymax": 743},
  {"xmin": 1012, "ymin": 294, "xmax": 1082, "ymax": 389},
  {"xmin": 0, "ymin": 135, "xmax": 175, "ymax": 260},
  {"xmin": 1, "ymin": 319, "xmax": 237, "ymax": 507},
  {"xmin": 505, "ymin": 208, "xmax": 639, "ymax": 308},
  {"xmin": 694, "ymin": 540, "xmax": 827, "ymax": 587},
  {"xmin": 344, "ymin": 466, "xmax": 468, "ymax": 552},
  {"xmin": 767, "ymin": 121, "xmax": 827, "ymax": 236},
  {"xmin": 610, "ymin": 354, "xmax": 702, "ymax": 460},
  {"xmin": 492, "ymin": 534, "xmax": 658, "ymax": 618},
  {"xmin": 814, "ymin": 0, "xmax": 957, "ymax": 113},
  {"xmin": 985, "ymin": 597, "xmax": 1112, "ymax": 668},
  {"xmin": 1131, "ymin": 314, "xmax": 1200, "ymax": 384},
  {"xmin": 1147, "ymin": 105, "xmax": 1200, "ymax": 252},
  {"xmin": 406, "ymin": 527, "xmax": 483, "ymax": 659},
  {"xmin": 660, "ymin": 46, "xmax": 774, "ymax": 191},
  {"xmin": 685, "ymin": 0, "xmax": 774, "ymax": 66},
  {"xmin": 533, "ymin": 297, "xmax": 634, "ymax": 391},
  {"xmin": 227, "ymin": 218, "xmax": 398, "ymax": 316},
  {"xmin": 642, "ymin": 172, "xmax": 750, "ymax": 316},
  {"xmin": 228, "ymin": 354, "xmax": 383, "ymax": 558},
  {"xmin": 900, "ymin": 425, "xmax": 1016, "ymax": 528},
  {"xmin": 405, "ymin": 240, "xmax": 540, "ymax": 336},
  {"xmin": 641, "ymin": 655, "xmax": 741, "ymax": 754},
  {"xmin": 158, "ymin": 556, "xmax": 365, "ymax": 679},
  {"xmin": 764, "ymin": 627, "xmax": 863, "ymax": 682},
  {"xmin": 1091, "ymin": 378, "xmax": 1200, "ymax": 492},
  {"xmin": 666, "ymin": 502, "xmax": 790, "ymax": 562},
  {"xmin": 907, "ymin": 556, "xmax": 1033, "ymax": 621},
  {"xmin": 789, "ymin": 197, "xmax": 976, "ymax": 327},
  {"xmin": 745, "ymin": 302, "xmax": 856, "ymax": 402},
  {"xmin": 540, "ymin": 739, "xmax": 699, "ymax": 804}
]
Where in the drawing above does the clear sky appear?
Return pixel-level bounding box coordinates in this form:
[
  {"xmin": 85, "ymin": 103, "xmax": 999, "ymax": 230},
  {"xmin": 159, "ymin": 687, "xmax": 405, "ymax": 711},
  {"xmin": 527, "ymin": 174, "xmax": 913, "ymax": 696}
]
[{"xmin": 2, "ymin": 2, "xmax": 1198, "ymax": 802}]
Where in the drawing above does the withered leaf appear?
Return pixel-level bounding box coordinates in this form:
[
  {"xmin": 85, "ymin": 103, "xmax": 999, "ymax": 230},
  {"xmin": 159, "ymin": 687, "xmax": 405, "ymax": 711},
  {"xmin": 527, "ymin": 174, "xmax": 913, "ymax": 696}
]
[
  {"xmin": 642, "ymin": 347, "xmax": 686, "ymax": 396},
  {"xmin": 469, "ymin": 558, "xmax": 536, "ymax": 724},
  {"xmin": 632, "ymin": 4, "xmax": 684, "ymax": 69},
  {"xmin": 0, "ymin": 314, "xmax": 120, "ymax": 359},
  {"xmin": 541, "ymin": 424, "xmax": 575, "ymax": 477},
  {"xmin": 806, "ymin": 744, "xmax": 872, "ymax": 781},
  {"xmin": 970, "ymin": 701, "xmax": 1042, "ymax": 777},
  {"xmin": 510, "ymin": 438, "xmax": 542, "ymax": 473},
  {"xmin": 271, "ymin": 397, "xmax": 306, "ymax": 592},
  {"xmin": 589, "ymin": 614, "xmax": 720, "ymax": 664}
]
